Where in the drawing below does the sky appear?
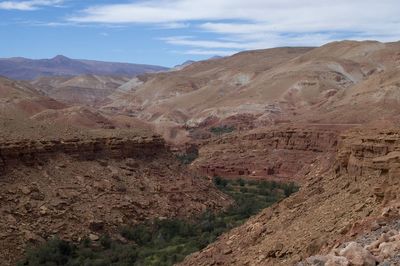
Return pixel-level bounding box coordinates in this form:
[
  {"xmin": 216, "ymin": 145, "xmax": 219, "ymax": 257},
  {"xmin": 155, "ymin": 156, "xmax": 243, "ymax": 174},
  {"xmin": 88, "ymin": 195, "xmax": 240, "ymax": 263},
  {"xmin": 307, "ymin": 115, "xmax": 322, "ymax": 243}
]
[{"xmin": 0, "ymin": 0, "xmax": 399, "ymax": 67}]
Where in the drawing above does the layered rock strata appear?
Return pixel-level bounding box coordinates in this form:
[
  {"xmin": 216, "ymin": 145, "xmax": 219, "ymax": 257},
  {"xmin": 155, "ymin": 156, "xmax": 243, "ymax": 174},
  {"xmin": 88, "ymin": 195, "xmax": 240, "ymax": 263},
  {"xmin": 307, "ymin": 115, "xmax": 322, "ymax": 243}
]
[{"xmin": 194, "ymin": 127, "xmax": 339, "ymax": 182}]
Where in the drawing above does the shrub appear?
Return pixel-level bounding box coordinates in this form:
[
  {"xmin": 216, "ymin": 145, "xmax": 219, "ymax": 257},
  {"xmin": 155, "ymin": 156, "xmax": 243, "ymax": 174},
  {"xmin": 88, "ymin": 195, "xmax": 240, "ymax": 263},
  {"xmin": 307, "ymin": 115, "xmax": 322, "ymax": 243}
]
[
  {"xmin": 283, "ymin": 182, "xmax": 299, "ymax": 197},
  {"xmin": 176, "ymin": 152, "xmax": 198, "ymax": 165},
  {"xmin": 210, "ymin": 125, "xmax": 235, "ymax": 136},
  {"xmin": 213, "ymin": 176, "xmax": 228, "ymax": 187},
  {"xmin": 100, "ymin": 235, "xmax": 112, "ymax": 249},
  {"xmin": 237, "ymin": 178, "xmax": 245, "ymax": 187},
  {"xmin": 120, "ymin": 225, "xmax": 152, "ymax": 245},
  {"xmin": 17, "ymin": 238, "xmax": 75, "ymax": 266}
]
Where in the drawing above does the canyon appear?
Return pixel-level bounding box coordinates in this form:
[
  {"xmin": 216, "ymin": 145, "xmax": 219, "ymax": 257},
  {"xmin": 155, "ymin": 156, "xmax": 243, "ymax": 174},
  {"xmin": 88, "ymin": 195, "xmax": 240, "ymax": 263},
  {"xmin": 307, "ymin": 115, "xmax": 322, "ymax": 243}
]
[
  {"xmin": 181, "ymin": 129, "xmax": 400, "ymax": 265},
  {"xmin": 1, "ymin": 40, "xmax": 400, "ymax": 265}
]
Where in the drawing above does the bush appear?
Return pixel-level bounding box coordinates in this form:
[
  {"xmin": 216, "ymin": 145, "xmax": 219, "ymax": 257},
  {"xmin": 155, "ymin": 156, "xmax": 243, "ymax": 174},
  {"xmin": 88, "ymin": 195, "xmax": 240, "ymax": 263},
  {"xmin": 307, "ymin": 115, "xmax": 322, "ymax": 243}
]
[
  {"xmin": 120, "ymin": 225, "xmax": 152, "ymax": 245},
  {"xmin": 100, "ymin": 235, "xmax": 112, "ymax": 249},
  {"xmin": 237, "ymin": 178, "xmax": 245, "ymax": 187},
  {"xmin": 17, "ymin": 238, "xmax": 75, "ymax": 266},
  {"xmin": 213, "ymin": 176, "xmax": 228, "ymax": 188},
  {"xmin": 176, "ymin": 152, "xmax": 198, "ymax": 165},
  {"xmin": 283, "ymin": 182, "xmax": 299, "ymax": 197},
  {"xmin": 210, "ymin": 125, "xmax": 235, "ymax": 136}
]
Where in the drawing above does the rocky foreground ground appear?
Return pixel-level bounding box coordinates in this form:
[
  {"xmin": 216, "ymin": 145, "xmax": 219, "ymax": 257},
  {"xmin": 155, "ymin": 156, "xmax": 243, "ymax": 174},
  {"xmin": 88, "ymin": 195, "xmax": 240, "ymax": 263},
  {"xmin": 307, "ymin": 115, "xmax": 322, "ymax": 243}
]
[{"xmin": 299, "ymin": 219, "xmax": 400, "ymax": 265}]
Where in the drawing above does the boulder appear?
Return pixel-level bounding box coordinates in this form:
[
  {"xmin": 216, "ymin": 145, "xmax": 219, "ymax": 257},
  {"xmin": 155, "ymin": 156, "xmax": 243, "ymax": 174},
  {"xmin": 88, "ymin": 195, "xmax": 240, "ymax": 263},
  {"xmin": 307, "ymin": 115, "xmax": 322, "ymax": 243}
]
[
  {"xmin": 89, "ymin": 233, "xmax": 99, "ymax": 241},
  {"xmin": 378, "ymin": 240, "xmax": 400, "ymax": 259},
  {"xmin": 339, "ymin": 242, "xmax": 377, "ymax": 266},
  {"xmin": 325, "ymin": 255, "xmax": 349, "ymax": 266}
]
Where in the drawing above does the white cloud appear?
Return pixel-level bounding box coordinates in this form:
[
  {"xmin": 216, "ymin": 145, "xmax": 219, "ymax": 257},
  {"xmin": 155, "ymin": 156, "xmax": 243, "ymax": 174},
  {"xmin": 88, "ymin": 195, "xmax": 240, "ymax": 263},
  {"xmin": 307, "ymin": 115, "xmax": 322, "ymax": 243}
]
[
  {"xmin": 69, "ymin": 0, "xmax": 400, "ymax": 26},
  {"xmin": 68, "ymin": 0, "xmax": 400, "ymax": 54},
  {"xmin": 161, "ymin": 36, "xmax": 251, "ymax": 50},
  {"xmin": 183, "ymin": 49, "xmax": 238, "ymax": 56},
  {"xmin": 0, "ymin": 0, "xmax": 63, "ymax": 10},
  {"xmin": 156, "ymin": 22, "xmax": 190, "ymax": 29}
]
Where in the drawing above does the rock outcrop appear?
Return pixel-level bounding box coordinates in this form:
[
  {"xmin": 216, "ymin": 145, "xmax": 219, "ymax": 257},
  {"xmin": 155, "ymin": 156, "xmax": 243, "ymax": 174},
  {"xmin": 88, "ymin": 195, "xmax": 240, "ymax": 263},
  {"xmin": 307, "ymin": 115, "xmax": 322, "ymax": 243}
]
[{"xmin": 337, "ymin": 130, "xmax": 400, "ymax": 179}]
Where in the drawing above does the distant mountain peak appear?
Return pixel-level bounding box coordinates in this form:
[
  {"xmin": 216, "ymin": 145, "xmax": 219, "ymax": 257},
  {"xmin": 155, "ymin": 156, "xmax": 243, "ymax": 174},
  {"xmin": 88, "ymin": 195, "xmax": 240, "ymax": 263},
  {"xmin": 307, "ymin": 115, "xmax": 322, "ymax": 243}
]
[
  {"xmin": 172, "ymin": 60, "xmax": 196, "ymax": 71},
  {"xmin": 182, "ymin": 60, "xmax": 196, "ymax": 65},
  {"xmin": 209, "ymin": 56, "xmax": 223, "ymax": 60},
  {"xmin": 51, "ymin": 55, "xmax": 71, "ymax": 62}
]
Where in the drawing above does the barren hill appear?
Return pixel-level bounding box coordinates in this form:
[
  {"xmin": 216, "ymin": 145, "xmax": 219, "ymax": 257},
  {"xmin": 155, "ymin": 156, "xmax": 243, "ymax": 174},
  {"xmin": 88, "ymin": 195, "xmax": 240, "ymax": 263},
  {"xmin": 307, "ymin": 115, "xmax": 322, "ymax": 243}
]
[
  {"xmin": 31, "ymin": 75, "xmax": 130, "ymax": 106},
  {"xmin": 104, "ymin": 41, "xmax": 400, "ymax": 143}
]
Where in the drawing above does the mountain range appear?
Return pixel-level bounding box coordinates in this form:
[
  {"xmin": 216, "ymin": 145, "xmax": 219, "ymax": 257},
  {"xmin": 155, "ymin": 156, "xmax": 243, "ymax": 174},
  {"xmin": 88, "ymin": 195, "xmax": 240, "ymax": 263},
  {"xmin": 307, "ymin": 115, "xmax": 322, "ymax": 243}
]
[{"xmin": 0, "ymin": 55, "xmax": 168, "ymax": 80}]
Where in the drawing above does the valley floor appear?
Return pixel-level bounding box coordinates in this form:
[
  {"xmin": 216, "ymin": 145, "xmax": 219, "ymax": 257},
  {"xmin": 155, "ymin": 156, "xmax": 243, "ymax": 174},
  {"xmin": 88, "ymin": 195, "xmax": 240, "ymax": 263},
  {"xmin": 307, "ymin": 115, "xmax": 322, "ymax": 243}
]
[{"xmin": 17, "ymin": 178, "xmax": 297, "ymax": 266}]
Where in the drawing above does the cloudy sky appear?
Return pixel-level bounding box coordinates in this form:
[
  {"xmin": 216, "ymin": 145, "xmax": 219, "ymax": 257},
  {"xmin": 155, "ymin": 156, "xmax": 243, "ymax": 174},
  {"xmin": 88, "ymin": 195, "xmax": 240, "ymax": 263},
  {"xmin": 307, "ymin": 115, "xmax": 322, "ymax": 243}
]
[{"xmin": 0, "ymin": 0, "xmax": 399, "ymax": 66}]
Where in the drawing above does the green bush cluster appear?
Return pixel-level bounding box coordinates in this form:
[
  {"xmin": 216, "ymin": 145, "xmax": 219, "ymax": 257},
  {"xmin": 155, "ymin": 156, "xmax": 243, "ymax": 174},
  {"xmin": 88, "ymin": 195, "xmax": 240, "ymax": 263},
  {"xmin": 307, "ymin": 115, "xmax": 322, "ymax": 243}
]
[
  {"xmin": 176, "ymin": 152, "xmax": 198, "ymax": 165},
  {"xmin": 19, "ymin": 178, "xmax": 298, "ymax": 266},
  {"xmin": 209, "ymin": 125, "xmax": 235, "ymax": 136}
]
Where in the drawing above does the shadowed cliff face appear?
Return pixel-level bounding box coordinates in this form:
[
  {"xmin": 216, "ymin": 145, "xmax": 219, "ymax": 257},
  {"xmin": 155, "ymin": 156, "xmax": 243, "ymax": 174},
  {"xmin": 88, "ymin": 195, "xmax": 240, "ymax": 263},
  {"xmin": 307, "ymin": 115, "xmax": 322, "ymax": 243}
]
[
  {"xmin": 180, "ymin": 128, "xmax": 400, "ymax": 266},
  {"xmin": 0, "ymin": 133, "xmax": 231, "ymax": 266}
]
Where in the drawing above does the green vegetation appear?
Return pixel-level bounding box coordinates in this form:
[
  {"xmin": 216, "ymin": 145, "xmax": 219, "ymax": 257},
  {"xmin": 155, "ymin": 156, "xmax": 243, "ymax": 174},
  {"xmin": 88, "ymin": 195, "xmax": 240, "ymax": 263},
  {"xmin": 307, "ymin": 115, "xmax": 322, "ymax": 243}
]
[
  {"xmin": 209, "ymin": 125, "xmax": 235, "ymax": 136},
  {"xmin": 176, "ymin": 145, "xmax": 199, "ymax": 165},
  {"xmin": 176, "ymin": 152, "xmax": 198, "ymax": 165},
  {"xmin": 18, "ymin": 178, "xmax": 298, "ymax": 266}
]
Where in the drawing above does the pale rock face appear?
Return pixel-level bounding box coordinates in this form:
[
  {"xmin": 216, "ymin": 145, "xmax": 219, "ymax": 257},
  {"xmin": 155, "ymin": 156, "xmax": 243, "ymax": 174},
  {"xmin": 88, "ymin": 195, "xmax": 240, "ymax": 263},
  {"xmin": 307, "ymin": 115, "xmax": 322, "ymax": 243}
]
[
  {"xmin": 297, "ymin": 255, "xmax": 349, "ymax": 266},
  {"xmin": 339, "ymin": 242, "xmax": 377, "ymax": 266},
  {"xmin": 325, "ymin": 255, "xmax": 349, "ymax": 266}
]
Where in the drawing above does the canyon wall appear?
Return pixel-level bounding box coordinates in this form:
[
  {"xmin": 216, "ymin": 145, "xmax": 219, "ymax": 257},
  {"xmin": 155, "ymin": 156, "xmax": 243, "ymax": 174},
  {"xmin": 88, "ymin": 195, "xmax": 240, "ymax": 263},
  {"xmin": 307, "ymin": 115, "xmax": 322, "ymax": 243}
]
[
  {"xmin": 0, "ymin": 135, "xmax": 165, "ymax": 172},
  {"xmin": 194, "ymin": 127, "xmax": 339, "ymax": 182}
]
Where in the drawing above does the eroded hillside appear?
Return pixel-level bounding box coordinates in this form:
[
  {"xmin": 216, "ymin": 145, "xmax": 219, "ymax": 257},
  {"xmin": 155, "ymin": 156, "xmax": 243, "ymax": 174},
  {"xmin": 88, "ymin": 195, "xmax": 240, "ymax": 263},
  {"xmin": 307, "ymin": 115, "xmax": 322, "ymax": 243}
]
[
  {"xmin": 31, "ymin": 75, "xmax": 130, "ymax": 106},
  {"xmin": 102, "ymin": 41, "xmax": 400, "ymax": 143}
]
